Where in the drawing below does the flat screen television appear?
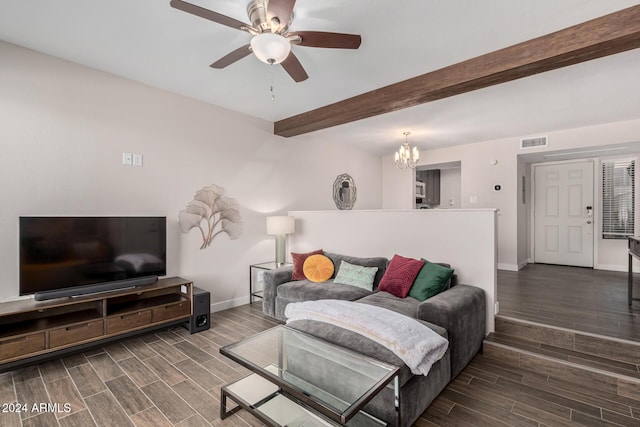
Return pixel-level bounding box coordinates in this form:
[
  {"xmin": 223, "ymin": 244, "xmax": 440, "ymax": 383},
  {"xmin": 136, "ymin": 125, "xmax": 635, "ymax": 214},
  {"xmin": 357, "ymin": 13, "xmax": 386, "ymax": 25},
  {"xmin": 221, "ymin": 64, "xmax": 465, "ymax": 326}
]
[{"xmin": 20, "ymin": 216, "xmax": 166, "ymax": 301}]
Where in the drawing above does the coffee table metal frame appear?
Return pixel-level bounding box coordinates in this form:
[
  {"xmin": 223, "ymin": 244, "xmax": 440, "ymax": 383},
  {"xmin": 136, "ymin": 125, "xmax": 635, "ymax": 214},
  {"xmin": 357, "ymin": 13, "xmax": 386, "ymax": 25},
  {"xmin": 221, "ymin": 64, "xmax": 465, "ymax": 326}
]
[{"xmin": 219, "ymin": 325, "xmax": 401, "ymax": 426}]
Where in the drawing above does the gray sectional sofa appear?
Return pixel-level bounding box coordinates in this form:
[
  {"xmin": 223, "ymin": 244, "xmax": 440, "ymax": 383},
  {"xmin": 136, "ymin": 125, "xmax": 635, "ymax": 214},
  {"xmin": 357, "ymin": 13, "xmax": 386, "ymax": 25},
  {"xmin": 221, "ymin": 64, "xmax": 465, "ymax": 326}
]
[{"xmin": 262, "ymin": 252, "xmax": 486, "ymax": 427}]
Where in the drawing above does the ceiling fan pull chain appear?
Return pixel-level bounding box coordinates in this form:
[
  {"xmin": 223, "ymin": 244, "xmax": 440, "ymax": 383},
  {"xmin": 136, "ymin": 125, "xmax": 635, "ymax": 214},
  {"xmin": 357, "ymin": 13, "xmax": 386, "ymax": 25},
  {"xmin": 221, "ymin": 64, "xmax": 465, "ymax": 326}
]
[{"xmin": 270, "ymin": 65, "xmax": 276, "ymax": 101}]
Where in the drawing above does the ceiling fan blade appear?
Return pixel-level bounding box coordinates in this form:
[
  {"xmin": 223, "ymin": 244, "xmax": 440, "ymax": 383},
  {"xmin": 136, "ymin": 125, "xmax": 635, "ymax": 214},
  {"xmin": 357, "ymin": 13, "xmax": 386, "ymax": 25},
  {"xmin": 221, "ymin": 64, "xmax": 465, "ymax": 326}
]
[
  {"xmin": 210, "ymin": 44, "xmax": 252, "ymax": 69},
  {"xmin": 281, "ymin": 52, "xmax": 308, "ymax": 82},
  {"xmin": 289, "ymin": 31, "xmax": 362, "ymax": 49},
  {"xmin": 266, "ymin": 0, "xmax": 296, "ymax": 31},
  {"xmin": 170, "ymin": 0, "xmax": 249, "ymax": 31}
]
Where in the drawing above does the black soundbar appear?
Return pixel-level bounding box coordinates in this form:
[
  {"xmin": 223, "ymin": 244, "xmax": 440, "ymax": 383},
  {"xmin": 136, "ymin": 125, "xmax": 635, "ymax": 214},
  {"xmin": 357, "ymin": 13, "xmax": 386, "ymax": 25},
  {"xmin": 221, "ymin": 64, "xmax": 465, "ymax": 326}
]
[{"xmin": 33, "ymin": 276, "xmax": 159, "ymax": 301}]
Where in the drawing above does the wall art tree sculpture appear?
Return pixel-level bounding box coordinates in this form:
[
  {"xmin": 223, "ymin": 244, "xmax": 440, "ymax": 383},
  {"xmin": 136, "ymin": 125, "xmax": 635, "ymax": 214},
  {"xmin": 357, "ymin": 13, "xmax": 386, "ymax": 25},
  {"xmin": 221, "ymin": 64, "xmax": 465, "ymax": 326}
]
[{"xmin": 178, "ymin": 184, "xmax": 243, "ymax": 249}]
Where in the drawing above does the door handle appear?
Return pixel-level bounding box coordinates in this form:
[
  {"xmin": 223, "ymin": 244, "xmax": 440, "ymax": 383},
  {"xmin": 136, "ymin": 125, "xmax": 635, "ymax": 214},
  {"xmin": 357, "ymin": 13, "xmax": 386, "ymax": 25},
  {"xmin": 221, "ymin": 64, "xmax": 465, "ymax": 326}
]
[{"xmin": 587, "ymin": 220, "xmax": 592, "ymax": 224}]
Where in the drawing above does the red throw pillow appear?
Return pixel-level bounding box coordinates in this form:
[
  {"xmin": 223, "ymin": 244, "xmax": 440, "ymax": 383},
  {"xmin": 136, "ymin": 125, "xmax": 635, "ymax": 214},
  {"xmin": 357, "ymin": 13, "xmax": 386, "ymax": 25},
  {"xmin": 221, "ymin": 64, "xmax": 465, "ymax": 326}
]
[
  {"xmin": 291, "ymin": 249, "xmax": 323, "ymax": 280},
  {"xmin": 378, "ymin": 255, "xmax": 425, "ymax": 298}
]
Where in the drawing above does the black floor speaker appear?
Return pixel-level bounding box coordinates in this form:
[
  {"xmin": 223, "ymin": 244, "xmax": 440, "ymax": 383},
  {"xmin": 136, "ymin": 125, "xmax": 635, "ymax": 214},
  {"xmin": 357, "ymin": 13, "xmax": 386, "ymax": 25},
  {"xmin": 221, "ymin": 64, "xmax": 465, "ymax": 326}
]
[{"xmin": 187, "ymin": 286, "xmax": 210, "ymax": 334}]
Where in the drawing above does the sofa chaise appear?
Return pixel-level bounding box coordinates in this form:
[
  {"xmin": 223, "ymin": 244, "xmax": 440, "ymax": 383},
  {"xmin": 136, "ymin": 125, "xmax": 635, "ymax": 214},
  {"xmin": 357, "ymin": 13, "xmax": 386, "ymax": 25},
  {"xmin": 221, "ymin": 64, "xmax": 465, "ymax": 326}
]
[{"xmin": 261, "ymin": 251, "xmax": 486, "ymax": 426}]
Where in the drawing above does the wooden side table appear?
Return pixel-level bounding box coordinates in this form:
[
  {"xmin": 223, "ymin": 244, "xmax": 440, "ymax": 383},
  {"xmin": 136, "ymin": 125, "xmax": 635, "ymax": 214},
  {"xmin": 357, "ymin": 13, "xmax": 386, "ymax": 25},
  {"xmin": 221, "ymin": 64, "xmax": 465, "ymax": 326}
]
[{"xmin": 250, "ymin": 262, "xmax": 291, "ymax": 304}]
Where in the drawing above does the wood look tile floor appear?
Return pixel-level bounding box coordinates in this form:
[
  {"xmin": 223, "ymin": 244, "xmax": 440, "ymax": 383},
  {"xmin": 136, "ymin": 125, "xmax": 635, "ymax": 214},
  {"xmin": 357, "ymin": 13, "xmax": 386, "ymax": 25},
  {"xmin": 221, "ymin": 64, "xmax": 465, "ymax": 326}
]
[
  {"xmin": 0, "ymin": 304, "xmax": 278, "ymax": 427},
  {"xmin": 0, "ymin": 292, "xmax": 639, "ymax": 426},
  {"xmin": 498, "ymin": 263, "xmax": 640, "ymax": 342}
]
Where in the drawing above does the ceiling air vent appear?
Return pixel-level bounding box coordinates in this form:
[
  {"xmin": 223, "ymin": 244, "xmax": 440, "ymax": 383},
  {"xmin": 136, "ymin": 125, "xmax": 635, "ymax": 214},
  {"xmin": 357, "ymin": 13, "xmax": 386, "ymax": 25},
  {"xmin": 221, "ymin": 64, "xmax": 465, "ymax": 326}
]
[{"xmin": 520, "ymin": 136, "xmax": 548, "ymax": 149}]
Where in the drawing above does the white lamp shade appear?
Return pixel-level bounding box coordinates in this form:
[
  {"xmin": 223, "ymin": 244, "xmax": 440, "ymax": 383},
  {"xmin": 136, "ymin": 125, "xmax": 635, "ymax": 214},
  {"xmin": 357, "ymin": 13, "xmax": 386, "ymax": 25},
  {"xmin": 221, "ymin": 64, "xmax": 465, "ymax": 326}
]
[
  {"xmin": 251, "ymin": 33, "xmax": 291, "ymax": 64},
  {"xmin": 266, "ymin": 216, "xmax": 295, "ymax": 235}
]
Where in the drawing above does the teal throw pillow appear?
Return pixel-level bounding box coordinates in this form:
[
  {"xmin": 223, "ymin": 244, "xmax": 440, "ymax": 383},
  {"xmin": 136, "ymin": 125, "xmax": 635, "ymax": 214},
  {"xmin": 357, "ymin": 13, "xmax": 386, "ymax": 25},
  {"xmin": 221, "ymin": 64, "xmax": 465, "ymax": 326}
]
[
  {"xmin": 334, "ymin": 261, "xmax": 379, "ymax": 291},
  {"xmin": 408, "ymin": 260, "xmax": 454, "ymax": 302}
]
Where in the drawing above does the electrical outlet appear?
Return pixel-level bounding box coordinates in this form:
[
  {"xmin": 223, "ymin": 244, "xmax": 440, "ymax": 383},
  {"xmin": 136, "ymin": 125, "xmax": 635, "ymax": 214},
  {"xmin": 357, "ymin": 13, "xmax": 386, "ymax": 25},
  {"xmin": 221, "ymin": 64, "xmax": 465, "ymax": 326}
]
[
  {"xmin": 133, "ymin": 153, "xmax": 143, "ymax": 166},
  {"xmin": 122, "ymin": 152, "xmax": 132, "ymax": 166}
]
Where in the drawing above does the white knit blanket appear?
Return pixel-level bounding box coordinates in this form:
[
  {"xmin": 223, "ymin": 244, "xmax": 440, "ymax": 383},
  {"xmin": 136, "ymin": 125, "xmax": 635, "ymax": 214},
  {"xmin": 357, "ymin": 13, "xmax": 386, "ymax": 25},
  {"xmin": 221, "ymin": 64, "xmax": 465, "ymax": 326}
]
[{"xmin": 284, "ymin": 299, "xmax": 449, "ymax": 376}]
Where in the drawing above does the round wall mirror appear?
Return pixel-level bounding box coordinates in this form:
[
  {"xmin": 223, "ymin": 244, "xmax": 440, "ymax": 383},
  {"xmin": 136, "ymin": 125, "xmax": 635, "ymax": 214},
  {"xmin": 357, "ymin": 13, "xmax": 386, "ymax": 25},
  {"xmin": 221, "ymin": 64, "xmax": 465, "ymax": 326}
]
[{"xmin": 333, "ymin": 173, "xmax": 357, "ymax": 210}]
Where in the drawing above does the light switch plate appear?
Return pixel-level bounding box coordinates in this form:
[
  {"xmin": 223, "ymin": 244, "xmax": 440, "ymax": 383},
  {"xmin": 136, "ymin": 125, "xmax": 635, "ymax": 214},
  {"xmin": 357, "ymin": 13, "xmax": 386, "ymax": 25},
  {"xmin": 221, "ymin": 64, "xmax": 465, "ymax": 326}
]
[
  {"xmin": 133, "ymin": 153, "xmax": 143, "ymax": 166},
  {"xmin": 122, "ymin": 152, "xmax": 132, "ymax": 165}
]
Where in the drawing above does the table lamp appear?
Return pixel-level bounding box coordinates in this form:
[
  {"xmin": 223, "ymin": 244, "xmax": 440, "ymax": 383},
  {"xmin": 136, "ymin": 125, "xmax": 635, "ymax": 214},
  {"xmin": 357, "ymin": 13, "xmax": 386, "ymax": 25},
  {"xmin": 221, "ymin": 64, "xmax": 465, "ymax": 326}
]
[{"xmin": 266, "ymin": 216, "xmax": 295, "ymax": 266}]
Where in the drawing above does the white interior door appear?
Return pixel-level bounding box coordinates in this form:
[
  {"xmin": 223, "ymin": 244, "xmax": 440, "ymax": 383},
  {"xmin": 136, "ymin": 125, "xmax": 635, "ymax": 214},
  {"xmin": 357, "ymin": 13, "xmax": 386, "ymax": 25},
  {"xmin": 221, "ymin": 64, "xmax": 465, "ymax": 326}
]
[{"xmin": 534, "ymin": 161, "xmax": 594, "ymax": 267}]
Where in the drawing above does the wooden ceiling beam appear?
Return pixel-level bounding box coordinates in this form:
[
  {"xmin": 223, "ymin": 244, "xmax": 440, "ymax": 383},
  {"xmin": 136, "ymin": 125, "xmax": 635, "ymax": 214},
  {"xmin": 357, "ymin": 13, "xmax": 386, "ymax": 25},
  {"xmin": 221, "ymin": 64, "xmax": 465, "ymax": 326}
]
[{"xmin": 274, "ymin": 5, "xmax": 640, "ymax": 137}]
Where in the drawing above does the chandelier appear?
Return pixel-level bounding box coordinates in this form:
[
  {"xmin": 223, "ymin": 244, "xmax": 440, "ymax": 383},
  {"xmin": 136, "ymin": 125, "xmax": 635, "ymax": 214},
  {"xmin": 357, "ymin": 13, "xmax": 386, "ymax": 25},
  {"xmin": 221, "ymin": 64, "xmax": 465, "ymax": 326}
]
[{"xmin": 395, "ymin": 131, "xmax": 420, "ymax": 169}]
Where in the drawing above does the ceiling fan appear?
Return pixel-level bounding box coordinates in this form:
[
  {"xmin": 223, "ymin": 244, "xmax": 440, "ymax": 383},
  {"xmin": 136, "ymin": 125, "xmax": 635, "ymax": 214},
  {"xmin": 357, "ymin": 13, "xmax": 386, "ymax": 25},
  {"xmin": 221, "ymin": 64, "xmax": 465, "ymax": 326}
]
[{"xmin": 170, "ymin": 0, "xmax": 362, "ymax": 82}]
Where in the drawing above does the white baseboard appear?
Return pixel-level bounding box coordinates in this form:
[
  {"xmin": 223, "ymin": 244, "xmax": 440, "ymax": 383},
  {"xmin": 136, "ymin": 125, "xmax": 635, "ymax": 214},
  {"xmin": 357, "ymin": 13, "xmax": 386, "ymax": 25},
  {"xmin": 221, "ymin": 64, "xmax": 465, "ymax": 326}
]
[
  {"xmin": 211, "ymin": 296, "xmax": 249, "ymax": 313},
  {"xmin": 517, "ymin": 260, "xmax": 528, "ymax": 270},
  {"xmin": 522, "ymin": 261, "xmax": 626, "ymax": 272},
  {"xmin": 593, "ymin": 264, "xmax": 627, "ymax": 272},
  {"xmin": 497, "ymin": 263, "xmax": 519, "ymax": 271}
]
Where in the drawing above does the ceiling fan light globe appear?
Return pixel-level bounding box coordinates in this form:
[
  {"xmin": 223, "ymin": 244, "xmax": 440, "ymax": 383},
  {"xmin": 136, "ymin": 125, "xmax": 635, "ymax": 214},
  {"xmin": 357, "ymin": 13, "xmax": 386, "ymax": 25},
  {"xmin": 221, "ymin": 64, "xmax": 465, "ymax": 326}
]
[{"xmin": 251, "ymin": 33, "xmax": 291, "ymax": 64}]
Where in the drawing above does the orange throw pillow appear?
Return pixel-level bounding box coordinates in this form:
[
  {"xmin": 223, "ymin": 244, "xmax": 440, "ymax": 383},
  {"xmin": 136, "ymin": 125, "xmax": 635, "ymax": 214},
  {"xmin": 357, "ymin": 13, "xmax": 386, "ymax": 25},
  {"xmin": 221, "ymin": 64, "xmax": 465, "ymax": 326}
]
[{"xmin": 303, "ymin": 255, "xmax": 335, "ymax": 282}]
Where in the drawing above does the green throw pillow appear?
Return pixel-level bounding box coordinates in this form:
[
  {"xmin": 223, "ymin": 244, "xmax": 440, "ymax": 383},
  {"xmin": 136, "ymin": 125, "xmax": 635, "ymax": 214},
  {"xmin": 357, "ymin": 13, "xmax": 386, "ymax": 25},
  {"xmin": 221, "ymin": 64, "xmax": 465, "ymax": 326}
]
[
  {"xmin": 334, "ymin": 260, "xmax": 379, "ymax": 291},
  {"xmin": 408, "ymin": 260, "xmax": 454, "ymax": 302}
]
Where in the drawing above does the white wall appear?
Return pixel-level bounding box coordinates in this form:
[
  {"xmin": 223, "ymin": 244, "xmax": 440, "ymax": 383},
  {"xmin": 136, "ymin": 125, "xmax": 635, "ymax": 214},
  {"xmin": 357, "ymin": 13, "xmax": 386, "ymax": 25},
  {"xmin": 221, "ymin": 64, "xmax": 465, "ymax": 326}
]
[
  {"xmin": 288, "ymin": 209, "xmax": 498, "ymax": 334},
  {"xmin": 382, "ymin": 158, "xmax": 413, "ymax": 209},
  {"xmin": 439, "ymin": 168, "xmax": 461, "ymax": 209},
  {"xmin": 384, "ymin": 119, "xmax": 640, "ymax": 271},
  {"xmin": 0, "ymin": 41, "xmax": 383, "ymax": 307},
  {"xmin": 384, "ymin": 139, "xmax": 518, "ymax": 269}
]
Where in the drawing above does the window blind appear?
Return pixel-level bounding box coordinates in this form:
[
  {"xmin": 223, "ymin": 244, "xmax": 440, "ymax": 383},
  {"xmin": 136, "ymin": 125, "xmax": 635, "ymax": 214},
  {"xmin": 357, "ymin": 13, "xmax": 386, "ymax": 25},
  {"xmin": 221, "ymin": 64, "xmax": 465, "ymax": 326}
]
[{"xmin": 602, "ymin": 159, "xmax": 635, "ymax": 239}]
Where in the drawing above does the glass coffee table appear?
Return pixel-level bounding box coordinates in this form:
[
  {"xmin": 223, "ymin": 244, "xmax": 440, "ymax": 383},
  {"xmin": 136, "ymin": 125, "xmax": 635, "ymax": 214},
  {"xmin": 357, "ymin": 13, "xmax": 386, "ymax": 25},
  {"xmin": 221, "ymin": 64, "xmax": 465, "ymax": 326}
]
[{"xmin": 220, "ymin": 325, "xmax": 400, "ymax": 426}]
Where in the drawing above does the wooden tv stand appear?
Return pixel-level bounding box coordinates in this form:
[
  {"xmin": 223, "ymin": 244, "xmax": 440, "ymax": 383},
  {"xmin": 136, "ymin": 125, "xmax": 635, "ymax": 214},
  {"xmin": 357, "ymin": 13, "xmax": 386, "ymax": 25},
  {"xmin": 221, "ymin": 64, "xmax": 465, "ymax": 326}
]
[{"xmin": 0, "ymin": 277, "xmax": 193, "ymax": 372}]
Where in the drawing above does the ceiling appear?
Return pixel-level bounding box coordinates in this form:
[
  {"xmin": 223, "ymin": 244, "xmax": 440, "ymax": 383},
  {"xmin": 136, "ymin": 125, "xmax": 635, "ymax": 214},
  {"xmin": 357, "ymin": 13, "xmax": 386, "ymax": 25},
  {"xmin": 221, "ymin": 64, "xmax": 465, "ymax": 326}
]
[{"xmin": 1, "ymin": 0, "xmax": 639, "ymax": 154}]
